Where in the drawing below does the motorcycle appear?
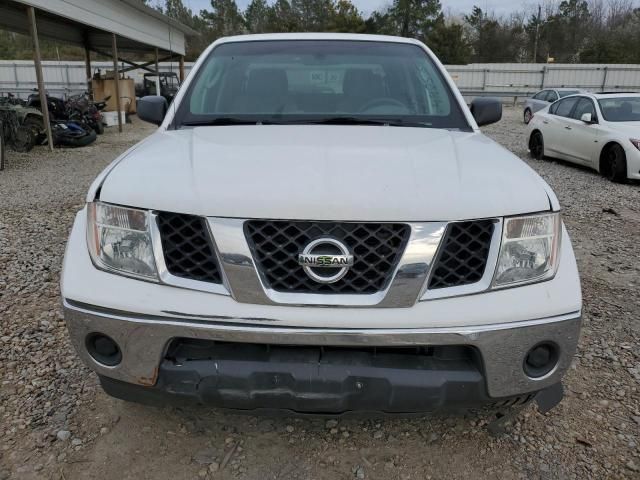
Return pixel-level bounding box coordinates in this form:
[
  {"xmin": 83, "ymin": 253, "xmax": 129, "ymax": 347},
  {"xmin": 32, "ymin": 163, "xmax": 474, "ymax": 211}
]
[
  {"xmin": 25, "ymin": 90, "xmax": 100, "ymax": 147},
  {"xmin": 51, "ymin": 120, "xmax": 96, "ymax": 148},
  {"xmin": 66, "ymin": 93, "xmax": 107, "ymax": 135},
  {"xmin": 26, "ymin": 91, "xmax": 67, "ymax": 120}
]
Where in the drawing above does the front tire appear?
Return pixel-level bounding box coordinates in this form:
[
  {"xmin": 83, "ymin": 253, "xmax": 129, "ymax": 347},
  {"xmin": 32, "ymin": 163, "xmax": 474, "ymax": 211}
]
[
  {"xmin": 11, "ymin": 126, "xmax": 35, "ymax": 152},
  {"xmin": 0, "ymin": 122, "xmax": 5, "ymax": 171},
  {"xmin": 22, "ymin": 116, "xmax": 45, "ymax": 144},
  {"xmin": 524, "ymin": 108, "xmax": 532, "ymax": 124},
  {"xmin": 529, "ymin": 131, "xmax": 544, "ymax": 160},
  {"xmin": 601, "ymin": 144, "xmax": 627, "ymax": 183}
]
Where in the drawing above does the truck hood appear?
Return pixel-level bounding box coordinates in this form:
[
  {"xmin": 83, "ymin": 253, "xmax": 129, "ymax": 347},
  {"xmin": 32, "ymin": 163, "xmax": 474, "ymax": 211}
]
[{"xmin": 99, "ymin": 125, "xmax": 552, "ymax": 221}]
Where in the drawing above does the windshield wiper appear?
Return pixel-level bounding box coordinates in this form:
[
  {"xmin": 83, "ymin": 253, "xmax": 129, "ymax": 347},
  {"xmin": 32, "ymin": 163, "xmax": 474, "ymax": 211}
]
[
  {"xmin": 181, "ymin": 116, "xmax": 430, "ymax": 128},
  {"xmin": 181, "ymin": 117, "xmax": 266, "ymax": 126},
  {"xmin": 283, "ymin": 117, "xmax": 429, "ymax": 127}
]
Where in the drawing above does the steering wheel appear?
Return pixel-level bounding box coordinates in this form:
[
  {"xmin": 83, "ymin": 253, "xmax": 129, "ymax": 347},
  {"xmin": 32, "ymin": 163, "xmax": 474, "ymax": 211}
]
[{"xmin": 359, "ymin": 97, "xmax": 408, "ymax": 113}]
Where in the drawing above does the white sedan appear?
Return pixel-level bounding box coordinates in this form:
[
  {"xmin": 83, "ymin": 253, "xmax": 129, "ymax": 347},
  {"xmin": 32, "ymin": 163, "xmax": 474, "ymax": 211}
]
[
  {"xmin": 527, "ymin": 92, "xmax": 640, "ymax": 182},
  {"xmin": 523, "ymin": 88, "xmax": 582, "ymax": 124}
]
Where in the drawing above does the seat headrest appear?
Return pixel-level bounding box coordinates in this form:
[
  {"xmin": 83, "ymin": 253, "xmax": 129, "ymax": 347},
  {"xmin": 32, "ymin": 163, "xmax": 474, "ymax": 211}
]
[
  {"xmin": 342, "ymin": 69, "xmax": 385, "ymax": 98},
  {"xmin": 620, "ymin": 102, "xmax": 632, "ymax": 115},
  {"xmin": 246, "ymin": 69, "xmax": 288, "ymax": 97}
]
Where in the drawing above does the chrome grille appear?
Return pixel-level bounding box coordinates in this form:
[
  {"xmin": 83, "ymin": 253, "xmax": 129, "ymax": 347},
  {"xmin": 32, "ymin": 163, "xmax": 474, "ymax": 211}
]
[
  {"xmin": 245, "ymin": 221, "xmax": 410, "ymax": 294},
  {"xmin": 156, "ymin": 212, "xmax": 222, "ymax": 284},
  {"xmin": 428, "ymin": 220, "xmax": 495, "ymax": 289}
]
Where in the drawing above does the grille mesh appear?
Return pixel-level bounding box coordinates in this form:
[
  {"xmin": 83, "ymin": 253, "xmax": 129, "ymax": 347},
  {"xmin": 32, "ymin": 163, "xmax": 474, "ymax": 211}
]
[
  {"xmin": 428, "ymin": 220, "xmax": 495, "ymax": 289},
  {"xmin": 156, "ymin": 212, "xmax": 222, "ymax": 284},
  {"xmin": 245, "ymin": 221, "xmax": 410, "ymax": 294}
]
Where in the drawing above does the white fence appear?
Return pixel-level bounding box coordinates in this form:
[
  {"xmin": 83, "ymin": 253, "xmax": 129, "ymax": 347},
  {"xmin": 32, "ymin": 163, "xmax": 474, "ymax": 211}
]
[
  {"xmin": 448, "ymin": 63, "xmax": 640, "ymax": 97},
  {"xmin": 0, "ymin": 60, "xmax": 189, "ymax": 98},
  {"xmin": 1, "ymin": 60, "xmax": 639, "ymax": 100}
]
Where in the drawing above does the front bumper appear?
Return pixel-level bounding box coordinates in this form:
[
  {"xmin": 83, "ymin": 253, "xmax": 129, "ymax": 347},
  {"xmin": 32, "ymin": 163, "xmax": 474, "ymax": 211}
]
[
  {"xmin": 64, "ymin": 300, "xmax": 581, "ymax": 410},
  {"xmin": 62, "ymin": 208, "xmax": 582, "ymax": 412},
  {"xmin": 625, "ymin": 144, "xmax": 640, "ymax": 180}
]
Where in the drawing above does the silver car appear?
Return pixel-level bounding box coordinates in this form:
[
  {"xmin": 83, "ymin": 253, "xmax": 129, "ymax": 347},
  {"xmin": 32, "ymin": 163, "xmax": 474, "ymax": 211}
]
[{"xmin": 524, "ymin": 88, "xmax": 583, "ymax": 124}]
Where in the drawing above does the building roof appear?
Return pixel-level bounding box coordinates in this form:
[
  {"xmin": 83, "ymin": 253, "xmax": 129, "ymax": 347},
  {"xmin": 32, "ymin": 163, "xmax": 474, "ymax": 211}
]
[{"xmin": 0, "ymin": 0, "xmax": 198, "ymax": 55}]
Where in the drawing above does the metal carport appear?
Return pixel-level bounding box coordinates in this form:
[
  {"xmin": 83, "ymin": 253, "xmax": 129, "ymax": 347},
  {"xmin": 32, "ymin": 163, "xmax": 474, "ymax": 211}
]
[{"xmin": 0, "ymin": 0, "xmax": 197, "ymax": 151}]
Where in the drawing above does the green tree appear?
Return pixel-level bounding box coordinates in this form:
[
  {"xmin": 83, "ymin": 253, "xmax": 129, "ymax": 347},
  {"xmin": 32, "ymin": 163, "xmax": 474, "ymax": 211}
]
[
  {"xmin": 525, "ymin": 10, "xmax": 545, "ymax": 62},
  {"xmin": 160, "ymin": 0, "xmax": 212, "ymax": 60},
  {"xmin": 363, "ymin": 10, "xmax": 394, "ymax": 35},
  {"xmin": 245, "ymin": 0, "xmax": 269, "ymax": 33},
  {"xmin": 201, "ymin": 0, "xmax": 245, "ymax": 38},
  {"xmin": 559, "ymin": 0, "xmax": 590, "ymax": 52},
  {"xmin": 265, "ymin": 0, "xmax": 298, "ymax": 32},
  {"xmin": 464, "ymin": 7, "xmax": 526, "ymax": 62},
  {"xmin": 291, "ymin": 0, "xmax": 336, "ymax": 31},
  {"xmin": 371, "ymin": 0, "xmax": 442, "ymax": 39},
  {"xmin": 328, "ymin": 0, "xmax": 366, "ymax": 33},
  {"xmin": 427, "ymin": 18, "xmax": 471, "ymax": 64}
]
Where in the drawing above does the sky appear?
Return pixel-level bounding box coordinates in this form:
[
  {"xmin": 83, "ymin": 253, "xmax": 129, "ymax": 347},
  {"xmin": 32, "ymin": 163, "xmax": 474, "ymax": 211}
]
[{"xmin": 180, "ymin": 0, "xmax": 534, "ymax": 17}]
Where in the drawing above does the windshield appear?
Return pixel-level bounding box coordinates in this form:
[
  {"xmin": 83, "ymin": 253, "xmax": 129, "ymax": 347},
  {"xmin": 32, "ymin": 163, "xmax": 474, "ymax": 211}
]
[
  {"xmin": 598, "ymin": 97, "xmax": 640, "ymax": 122},
  {"xmin": 175, "ymin": 40, "xmax": 470, "ymax": 130},
  {"xmin": 558, "ymin": 90, "xmax": 580, "ymax": 98}
]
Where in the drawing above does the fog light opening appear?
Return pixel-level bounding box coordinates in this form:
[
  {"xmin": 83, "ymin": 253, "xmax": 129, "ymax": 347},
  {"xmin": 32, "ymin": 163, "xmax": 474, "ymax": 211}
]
[
  {"xmin": 523, "ymin": 342, "xmax": 559, "ymax": 378},
  {"xmin": 86, "ymin": 333, "xmax": 122, "ymax": 366}
]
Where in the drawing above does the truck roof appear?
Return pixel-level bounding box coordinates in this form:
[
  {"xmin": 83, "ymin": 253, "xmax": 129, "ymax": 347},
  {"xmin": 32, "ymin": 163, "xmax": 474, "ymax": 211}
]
[{"xmin": 215, "ymin": 32, "xmax": 424, "ymax": 46}]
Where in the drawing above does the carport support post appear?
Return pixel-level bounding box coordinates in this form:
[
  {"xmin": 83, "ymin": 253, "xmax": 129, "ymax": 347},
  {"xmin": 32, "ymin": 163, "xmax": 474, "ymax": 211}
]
[
  {"xmin": 84, "ymin": 43, "xmax": 92, "ymax": 98},
  {"xmin": 27, "ymin": 6, "xmax": 54, "ymax": 152},
  {"xmin": 154, "ymin": 48, "xmax": 160, "ymax": 96},
  {"xmin": 111, "ymin": 33, "xmax": 122, "ymax": 133},
  {"xmin": 179, "ymin": 56, "xmax": 185, "ymax": 82}
]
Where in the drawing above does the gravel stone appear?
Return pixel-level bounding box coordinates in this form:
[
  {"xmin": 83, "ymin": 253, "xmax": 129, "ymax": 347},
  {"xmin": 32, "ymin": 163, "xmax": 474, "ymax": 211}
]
[{"xmin": 1, "ymin": 109, "xmax": 639, "ymax": 479}]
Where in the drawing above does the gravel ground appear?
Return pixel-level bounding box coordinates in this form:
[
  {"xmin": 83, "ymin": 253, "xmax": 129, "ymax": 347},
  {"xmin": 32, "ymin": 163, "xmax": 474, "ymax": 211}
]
[{"xmin": 1, "ymin": 108, "xmax": 639, "ymax": 480}]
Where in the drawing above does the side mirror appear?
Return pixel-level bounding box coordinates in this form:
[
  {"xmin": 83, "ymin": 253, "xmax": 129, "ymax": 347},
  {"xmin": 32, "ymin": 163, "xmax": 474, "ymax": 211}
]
[
  {"xmin": 470, "ymin": 97, "xmax": 502, "ymax": 126},
  {"xmin": 580, "ymin": 113, "xmax": 594, "ymax": 124},
  {"xmin": 137, "ymin": 96, "xmax": 168, "ymax": 125}
]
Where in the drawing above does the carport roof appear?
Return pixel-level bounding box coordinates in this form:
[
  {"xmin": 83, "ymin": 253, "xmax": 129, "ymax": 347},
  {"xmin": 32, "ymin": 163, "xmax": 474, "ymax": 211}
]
[{"xmin": 0, "ymin": 0, "xmax": 198, "ymax": 56}]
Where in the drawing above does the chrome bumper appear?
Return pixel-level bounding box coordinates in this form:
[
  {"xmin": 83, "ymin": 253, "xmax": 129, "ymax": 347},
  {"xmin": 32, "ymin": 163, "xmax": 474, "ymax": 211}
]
[{"xmin": 63, "ymin": 300, "xmax": 581, "ymax": 399}]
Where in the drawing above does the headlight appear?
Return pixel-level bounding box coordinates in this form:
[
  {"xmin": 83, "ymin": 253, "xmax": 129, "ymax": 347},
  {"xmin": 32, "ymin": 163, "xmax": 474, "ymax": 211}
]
[
  {"xmin": 492, "ymin": 212, "xmax": 561, "ymax": 288},
  {"xmin": 87, "ymin": 202, "xmax": 158, "ymax": 280}
]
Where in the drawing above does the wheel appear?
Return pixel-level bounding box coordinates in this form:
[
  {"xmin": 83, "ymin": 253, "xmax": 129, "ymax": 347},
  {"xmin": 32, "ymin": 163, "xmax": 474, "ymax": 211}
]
[
  {"xmin": 523, "ymin": 108, "xmax": 532, "ymax": 124},
  {"xmin": 95, "ymin": 120, "xmax": 104, "ymax": 135},
  {"xmin": 22, "ymin": 116, "xmax": 45, "ymax": 144},
  {"xmin": 601, "ymin": 144, "xmax": 627, "ymax": 183},
  {"xmin": 529, "ymin": 131, "xmax": 544, "ymax": 160},
  {"xmin": 55, "ymin": 129, "xmax": 97, "ymax": 148},
  {"xmin": 11, "ymin": 126, "xmax": 35, "ymax": 152},
  {"xmin": 0, "ymin": 122, "xmax": 5, "ymax": 171}
]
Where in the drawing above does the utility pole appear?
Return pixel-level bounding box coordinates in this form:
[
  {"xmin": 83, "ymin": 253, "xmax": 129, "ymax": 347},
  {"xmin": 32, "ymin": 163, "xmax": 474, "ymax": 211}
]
[{"xmin": 533, "ymin": 4, "xmax": 541, "ymax": 63}]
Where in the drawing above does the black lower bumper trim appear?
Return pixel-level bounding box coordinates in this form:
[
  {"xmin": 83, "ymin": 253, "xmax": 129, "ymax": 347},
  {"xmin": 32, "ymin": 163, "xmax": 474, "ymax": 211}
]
[{"xmin": 97, "ymin": 341, "xmax": 521, "ymax": 414}]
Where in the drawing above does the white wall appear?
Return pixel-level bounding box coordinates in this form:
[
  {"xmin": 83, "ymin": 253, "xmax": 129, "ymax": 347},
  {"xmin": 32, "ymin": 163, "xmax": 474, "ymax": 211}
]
[{"xmin": 1, "ymin": 60, "xmax": 639, "ymax": 99}]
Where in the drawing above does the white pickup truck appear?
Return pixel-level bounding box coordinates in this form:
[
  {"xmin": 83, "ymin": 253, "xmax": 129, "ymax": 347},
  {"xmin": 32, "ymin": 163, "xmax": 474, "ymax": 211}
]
[{"xmin": 62, "ymin": 33, "xmax": 581, "ymax": 416}]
